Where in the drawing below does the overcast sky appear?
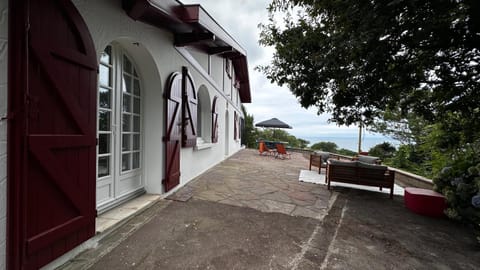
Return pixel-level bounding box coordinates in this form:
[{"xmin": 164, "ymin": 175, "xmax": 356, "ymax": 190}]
[{"xmin": 181, "ymin": 0, "xmax": 385, "ymax": 141}]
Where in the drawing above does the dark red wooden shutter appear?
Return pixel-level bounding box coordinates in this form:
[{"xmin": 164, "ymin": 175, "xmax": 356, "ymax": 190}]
[
  {"xmin": 182, "ymin": 66, "xmax": 197, "ymax": 147},
  {"xmin": 211, "ymin": 96, "xmax": 219, "ymax": 143},
  {"xmin": 164, "ymin": 72, "xmax": 182, "ymax": 192},
  {"xmin": 8, "ymin": 0, "xmax": 97, "ymax": 268},
  {"xmin": 240, "ymin": 117, "xmax": 245, "ymax": 145},
  {"xmin": 234, "ymin": 111, "xmax": 238, "ymax": 140}
]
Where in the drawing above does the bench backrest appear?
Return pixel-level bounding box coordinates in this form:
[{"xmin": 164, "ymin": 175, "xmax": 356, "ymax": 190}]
[{"xmin": 328, "ymin": 160, "xmax": 394, "ymax": 187}]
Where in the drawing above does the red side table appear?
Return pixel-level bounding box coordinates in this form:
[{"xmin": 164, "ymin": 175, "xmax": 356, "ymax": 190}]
[{"xmin": 404, "ymin": 187, "xmax": 447, "ymax": 217}]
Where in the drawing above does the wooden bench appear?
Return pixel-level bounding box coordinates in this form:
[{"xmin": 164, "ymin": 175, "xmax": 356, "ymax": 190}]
[{"xmin": 326, "ymin": 160, "xmax": 395, "ymax": 199}]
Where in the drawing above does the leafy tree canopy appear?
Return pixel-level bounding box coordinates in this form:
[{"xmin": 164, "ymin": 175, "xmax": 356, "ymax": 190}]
[
  {"xmin": 257, "ymin": 128, "xmax": 307, "ymax": 148},
  {"xmin": 336, "ymin": 148, "xmax": 357, "ymax": 157},
  {"xmin": 311, "ymin": 141, "xmax": 338, "ymax": 152},
  {"xmin": 368, "ymin": 142, "xmax": 397, "ymax": 161},
  {"xmin": 297, "ymin": 138, "xmax": 310, "ymax": 149},
  {"xmin": 310, "ymin": 141, "xmax": 356, "ymax": 156},
  {"xmin": 258, "ymin": 0, "xmax": 480, "ymax": 130}
]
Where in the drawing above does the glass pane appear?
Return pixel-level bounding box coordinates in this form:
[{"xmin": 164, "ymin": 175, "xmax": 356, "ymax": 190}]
[
  {"xmin": 133, "ymin": 116, "xmax": 140, "ymax": 132},
  {"xmin": 122, "ymin": 74, "xmax": 132, "ymax": 93},
  {"xmin": 133, "ymin": 134, "xmax": 140, "ymax": 150},
  {"xmin": 133, "ymin": 98, "xmax": 140, "ymax": 114},
  {"xmin": 133, "ymin": 79, "xmax": 140, "ymax": 96},
  {"xmin": 99, "ymin": 134, "xmax": 110, "ymax": 154},
  {"xmin": 99, "ymin": 87, "xmax": 111, "ymax": 109},
  {"xmin": 100, "ymin": 46, "xmax": 111, "ymax": 64},
  {"xmin": 133, "ymin": 68, "xmax": 138, "ymax": 77},
  {"xmin": 132, "ymin": 152, "xmax": 140, "ymax": 169},
  {"xmin": 99, "ymin": 110, "xmax": 111, "ymax": 131},
  {"xmin": 98, "ymin": 156, "xmax": 110, "ymax": 177},
  {"xmin": 122, "ymin": 134, "xmax": 131, "ymax": 151},
  {"xmin": 123, "ymin": 94, "xmax": 131, "ymax": 112},
  {"xmin": 122, "ymin": 113, "xmax": 131, "ymax": 131},
  {"xmin": 123, "ymin": 55, "xmax": 132, "ymax": 74},
  {"xmin": 99, "ymin": 64, "xmax": 111, "ymax": 87},
  {"xmin": 122, "ymin": 153, "xmax": 131, "ymax": 171}
]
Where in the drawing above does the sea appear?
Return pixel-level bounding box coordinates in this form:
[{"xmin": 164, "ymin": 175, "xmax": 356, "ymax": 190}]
[{"xmin": 301, "ymin": 135, "xmax": 400, "ymax": 152}]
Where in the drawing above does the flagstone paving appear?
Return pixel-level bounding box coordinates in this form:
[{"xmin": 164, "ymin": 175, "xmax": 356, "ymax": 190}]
[{"xmin": 179, "ymin": 149, "xmax": 333, "ymax": 220}]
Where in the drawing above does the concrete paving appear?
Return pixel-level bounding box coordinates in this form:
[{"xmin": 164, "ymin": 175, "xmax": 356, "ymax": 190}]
[{"xmin": 59, "ymin": 149, "xmax": 480, "ymax": 270}]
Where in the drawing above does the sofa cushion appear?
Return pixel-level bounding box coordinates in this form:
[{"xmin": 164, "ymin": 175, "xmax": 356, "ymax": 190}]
[
  {"xmin": 314, "ymin": 151, "xmax": 330, "ymax": 162},
  {"xmin": 357, "ymin": 161, "xmax": 388, "ymax": 171},
  {"xmin": 357, "ymin": 155, "xmax": 380, "ymax": 164},
  {"xmin": 328, "ymin": 159, "xmax": 357, "ymax": 167}
]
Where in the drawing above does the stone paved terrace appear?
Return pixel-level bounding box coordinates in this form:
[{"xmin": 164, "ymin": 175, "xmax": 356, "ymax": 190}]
[
  {"xmin": 178, "ymin": 149, "xmax": 333, "ymax": 220},
  {"xmin": 60, "ymin": 149, "xmax": 480, "ymax": 270}
]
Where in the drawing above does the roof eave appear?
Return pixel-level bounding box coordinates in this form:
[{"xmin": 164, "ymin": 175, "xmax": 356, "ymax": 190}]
[{"xmin": 123, "ymin": 0, "xmax": 251, "ymax": 103}]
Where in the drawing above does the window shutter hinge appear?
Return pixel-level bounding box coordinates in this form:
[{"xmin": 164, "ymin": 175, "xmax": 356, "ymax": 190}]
[{"xmin": 0, "ymin": 113, "xmax": 13, "ymax": 121}]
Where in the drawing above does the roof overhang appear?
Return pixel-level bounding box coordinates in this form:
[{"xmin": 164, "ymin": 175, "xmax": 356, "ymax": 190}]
[{"xmin": 122, "ymin": 0, "xmax": 251, "ymax": 103}]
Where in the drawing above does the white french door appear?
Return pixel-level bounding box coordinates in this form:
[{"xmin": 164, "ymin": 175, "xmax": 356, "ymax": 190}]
[{"xmin": 97, "ymin": 44, "xmax": 143, "ymax": 212}]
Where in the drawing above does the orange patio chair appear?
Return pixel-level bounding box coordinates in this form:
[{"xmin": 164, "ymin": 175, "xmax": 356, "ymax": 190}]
[
  {"xmin": 275, "ymin": 143, "xmax": 291, "ymax": 159},
  {"xmin": 258, "ymin": 141, "xmax": 274, "ymax": 156}
]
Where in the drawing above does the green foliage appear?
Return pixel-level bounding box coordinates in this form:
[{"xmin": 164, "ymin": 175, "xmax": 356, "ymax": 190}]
[
  {"xmin": 433, "ymin": 146, "xmax": 480, "ymax": 243},
  {"xmin": 309, "ymin": 141, "xmax": 356, "ymax": 156},
  {"xmin": 241, "ymin": 105, "xmax": 258, "ymax": 148},
  {"xmin": 368, "ymin": 142, "xmax": 396, "ymax": 161},
  {"xmin": 387, "ymin": 144, "xmax": 429, "ymax": 177},
  {"xmin": 336, "ymin": 148, "xmax": 357, "ymax": 157},
  {"xmin": 259, "ymin": 0, "xmax": 480, "ymax": 130},
  {"xmin": 311, "ymin": 141, "xmax": 338, "ymax": 152},
  {"xmin": 297, "ymin": 138, "xmax": 310, "ymax": 149},
  {"xmin": 370, "ymin": 109, "xmax": 431, "ymax": 145},
  {"xmin": 256, "ymin": 128, "xmax": 307, "ymax": 148}
]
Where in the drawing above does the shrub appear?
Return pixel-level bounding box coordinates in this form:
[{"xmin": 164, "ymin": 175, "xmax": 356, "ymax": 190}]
[
  {"xmin": 336, "ymin": 148, "xmax": 357, "ymax": 156},
  {"xmin": 311, "ymin": 141, "xmax": 338, "ymax": 152},
  {"xmin": 434, "ymin": 148, "xmax": 480, "ymax": 244},
  {"xmin": 368, "ymin": 142, "xmax": 396, "ymax": 161}
]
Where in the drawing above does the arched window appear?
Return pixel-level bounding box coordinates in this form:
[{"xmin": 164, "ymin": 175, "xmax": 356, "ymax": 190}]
[{"xmin": 196, "ymin": 85, "xmax": 211, "ymax": 144}]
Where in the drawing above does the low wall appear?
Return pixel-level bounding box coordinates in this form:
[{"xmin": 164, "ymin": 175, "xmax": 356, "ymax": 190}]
[
  {"xmin": 390, "ymin": 168, "xmax": 434, "ymax": 189},
  {"xmin": 286, "ymin": 147, "xmax": 311, "ymax": 155}
]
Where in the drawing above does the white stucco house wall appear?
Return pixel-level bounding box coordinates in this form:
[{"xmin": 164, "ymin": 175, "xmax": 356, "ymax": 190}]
[{"xmin": 0, "ymin": 0, "xmax": 251, "ymax": 268}]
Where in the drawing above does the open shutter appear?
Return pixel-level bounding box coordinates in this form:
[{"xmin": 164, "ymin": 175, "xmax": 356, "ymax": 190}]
[
  {"xmin": 234, "ymin": 111, "xmax": 238, "ymax": 140},
  {"xmin": 164, "ymin": 72, "xmax": 182, "ymax": 192},
  {"xmin": 8, "ymin": 0, "xmax": 97, "ymax": 268},
  {"xmin": 211, "ymin": 96, "xmax": 219, "ymax": 143},
  {"xmin": 240, "ymin": 117, "xmax": 245, "ymax": 144},
  {"xmin": 182, "ymin": 67, "xmax": 197, "ymax": 147}
]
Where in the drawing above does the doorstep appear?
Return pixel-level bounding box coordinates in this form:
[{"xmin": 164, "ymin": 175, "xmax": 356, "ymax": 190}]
[
  {"xmin": 96, "ymin": 194, "xmax": 161, "ymax": 233},
  {"xmin": 42, "ymin": 194, "xmax": 162, "ymax": 270}
]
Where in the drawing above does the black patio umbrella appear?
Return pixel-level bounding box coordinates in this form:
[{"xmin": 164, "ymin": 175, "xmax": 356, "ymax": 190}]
[
  {"xmin": 255, "ymin": 118, "xmax": 292, "ymax": 145},
  {"xmin": 255, "ymin": 118, "xmax": 292, "ymax": 129}
]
